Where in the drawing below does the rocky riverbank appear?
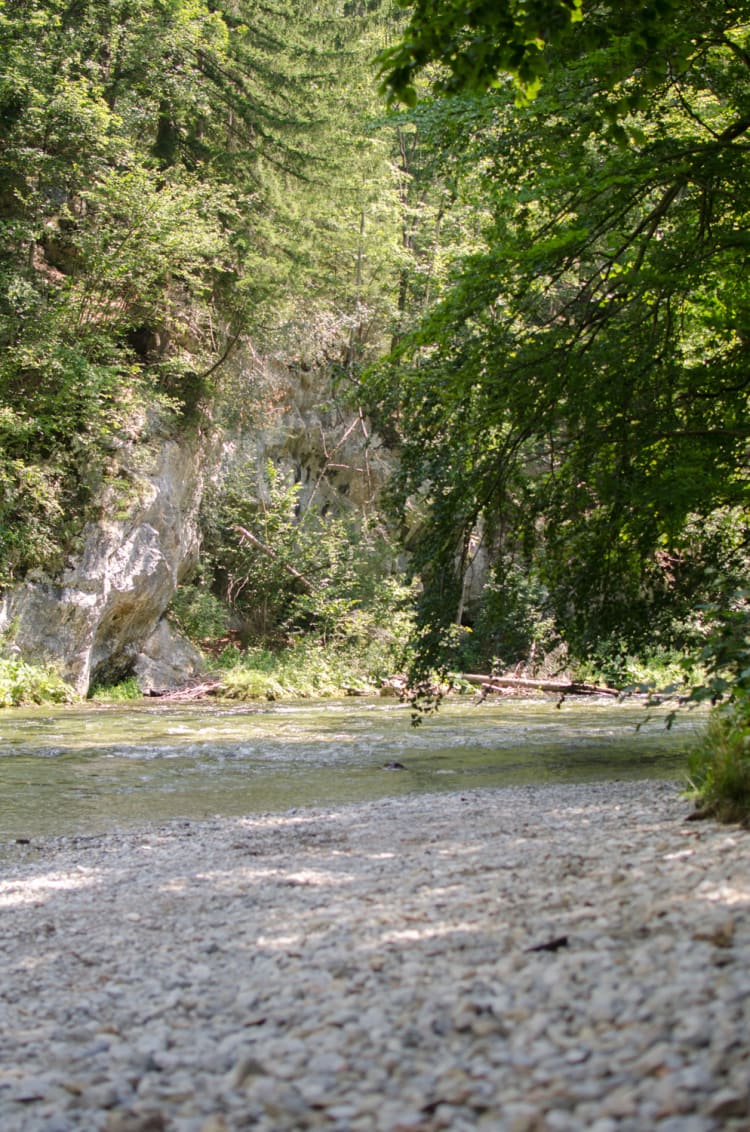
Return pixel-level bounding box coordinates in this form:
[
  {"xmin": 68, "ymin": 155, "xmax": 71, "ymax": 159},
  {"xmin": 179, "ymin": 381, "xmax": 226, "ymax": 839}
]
[{"xmin": 1, "ymin": 781, "xmax": 748, "ymax": 1132}]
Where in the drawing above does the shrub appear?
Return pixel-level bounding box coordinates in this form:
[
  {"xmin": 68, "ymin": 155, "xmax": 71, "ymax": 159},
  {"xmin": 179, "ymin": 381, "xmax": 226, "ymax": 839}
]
[
  {"xmin": 0, "ymin": 657, "xmax": 76, "ymax": 706},
  {"xmin": 687, "ymin": 694, "xmax": 750, "ymax": 824},
  {"xmin": 217, "ymin": 631, "xmax": 409, "ymax": 701},
  {"xmin": 88, "ymin": 676, "xmax": 143, "ymax": 702},
  {"xmin": 168, "ymin": 584, "xmax": 229, "ymax": 642}
]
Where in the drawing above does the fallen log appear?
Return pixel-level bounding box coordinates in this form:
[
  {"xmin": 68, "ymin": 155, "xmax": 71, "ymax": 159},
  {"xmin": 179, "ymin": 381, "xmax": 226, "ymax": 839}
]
[{"xmin": 459, "ymin": 673, "xmax": 620, "ymax": 697}]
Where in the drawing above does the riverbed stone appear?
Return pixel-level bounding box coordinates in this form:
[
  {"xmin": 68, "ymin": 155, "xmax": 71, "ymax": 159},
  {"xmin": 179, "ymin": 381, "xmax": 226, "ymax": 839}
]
[{"xmin": 1, "ymin": 780, "xmax": 749, "ymax": 1132}]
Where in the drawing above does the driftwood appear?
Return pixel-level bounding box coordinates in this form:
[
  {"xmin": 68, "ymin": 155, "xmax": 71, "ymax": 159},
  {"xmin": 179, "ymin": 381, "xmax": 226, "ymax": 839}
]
[
  {"xmin": 151, "ymin": 678, "xmax": 223, "ymax": 702},
  {"xmin": 460, "ymin": 673, "xmax": 619, "ymax": 697}
]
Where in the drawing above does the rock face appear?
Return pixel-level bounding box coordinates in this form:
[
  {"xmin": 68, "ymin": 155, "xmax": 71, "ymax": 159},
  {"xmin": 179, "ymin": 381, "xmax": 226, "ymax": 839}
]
[
  {"xmin": 0, "ymin": 428, "xmax": 207, "ymax": 696},
  {"xmin": 219, "ymin": 356, "xmax": 394, "ymax": 517},
  {"xmin": 0, "ymin": 346, "xmax": 397, "ymax": 697}
]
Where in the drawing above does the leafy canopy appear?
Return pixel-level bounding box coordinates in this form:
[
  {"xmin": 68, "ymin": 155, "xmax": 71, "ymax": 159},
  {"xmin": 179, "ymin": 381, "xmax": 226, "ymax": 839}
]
[
  {"xmin": 368, "ymin": 0, "xmax": 750, "ymax": 673},
  {"xmin": 378, "ymin": 0, "xmax": 583, "ymax": 104}
]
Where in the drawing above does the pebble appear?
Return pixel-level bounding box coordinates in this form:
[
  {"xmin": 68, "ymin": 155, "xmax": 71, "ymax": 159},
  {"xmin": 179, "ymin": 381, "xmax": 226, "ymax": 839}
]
[{"xmin": 1, "ymin": 780, "xmax": 749, "ymax": 1131}]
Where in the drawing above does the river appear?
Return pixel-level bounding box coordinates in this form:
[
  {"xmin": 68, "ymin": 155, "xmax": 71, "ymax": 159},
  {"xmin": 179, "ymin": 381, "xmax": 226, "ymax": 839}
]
[{"xmin": 0, "ymin": 696, "xmax": 699, "ymax": 843}]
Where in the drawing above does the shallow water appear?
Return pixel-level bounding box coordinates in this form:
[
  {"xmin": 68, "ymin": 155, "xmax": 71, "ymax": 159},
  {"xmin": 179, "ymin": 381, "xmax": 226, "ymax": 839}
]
[{"xmin": 0, "ymin": 697, "xmax": 699, "ymax": 841}]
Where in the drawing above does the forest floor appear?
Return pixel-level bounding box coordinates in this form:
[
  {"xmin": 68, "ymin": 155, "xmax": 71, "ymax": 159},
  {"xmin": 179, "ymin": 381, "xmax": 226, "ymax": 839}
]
[{"xmin": 1, "ymin": 781, "xmax": 749, "ymax": 1132}]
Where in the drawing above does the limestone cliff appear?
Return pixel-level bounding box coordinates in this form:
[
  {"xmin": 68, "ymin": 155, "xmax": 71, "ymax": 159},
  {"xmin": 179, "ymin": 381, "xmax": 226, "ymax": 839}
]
[
  {"xmin": 218, "ymin": 354, "xmax": 392, "ymax": 517},
  {"xmin": 0, "ymin": 347, "xmax": 393, "ymax": 696},
  {"xmin": 0, "ymin": 425, "xmax": 208, "ymax": 696}
]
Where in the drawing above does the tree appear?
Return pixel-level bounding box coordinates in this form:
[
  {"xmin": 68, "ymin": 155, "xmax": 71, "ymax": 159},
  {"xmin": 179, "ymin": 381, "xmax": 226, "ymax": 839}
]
[
  {"xmin": 367, "ymin": 0, "xmax": 750, "ymax": 674},
  {"xmin": 0, "ymin": 0, "xmax": 400, "ymax": 582},
  {"xmin": 376, "ymin": 0, "xmax": 731, "ymax": 105},
  {"xmin": 377, "ymin": 0, "xmax": 582, "ymax": 104},
  {"xmin": 0, "ymin": 1, "xmax": 235, "ymax": 579}
]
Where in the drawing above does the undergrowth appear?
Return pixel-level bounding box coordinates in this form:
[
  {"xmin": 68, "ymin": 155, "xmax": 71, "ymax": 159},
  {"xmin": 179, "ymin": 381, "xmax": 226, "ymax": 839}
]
[
  {"xmin": 216, "ymin": 632, "xmax": 410, "ymax": 701},
  {"xmin": 88, "ymin": 676, "xmax": 143, "ymax": 702},
  {"xmin": 573, "ymin": 648, "xmax": 701, "ymax": 695},
  {"xmin": 0, "ymin": 657, "xmax": 76, "ymax": 706},
  {"xmin": 687, "ymin": 694, "xmax": 750, "ymax": 824}
]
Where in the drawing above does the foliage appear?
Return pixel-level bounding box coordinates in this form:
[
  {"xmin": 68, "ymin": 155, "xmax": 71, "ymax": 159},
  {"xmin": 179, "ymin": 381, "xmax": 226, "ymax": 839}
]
[
  {"xmin": 686, "ymin": 591, "xmax": 750, "ymax": 708},
  {"xmin": 168, "ymin": 584, "xmax": 229, "ymax": 644},
  {"xmin": 203, "ymin": 460, "xmax": 409, "ymax": 644},
  {"xmin": 465, "ymin": 559, "xmax": 561, "ymax": 674},
  {"xmin": 688, "ymin": 692, "xmax": 750, "ymax": 823},
  {"xmin": 379, "ymin": 0, "xmax": 583, "ymax": 104},
  {"xmin": 217, "ymin": 613, "xmax": 415, "ymax": 699},
  {"xmin": 217, "ymin": 641, "xmax": 370, "ymax": 700},
  {"xmin": 0, "ymin": 656, "xmax": 75, "ymax": 706},
  {"xmin": 644, "ymin": 590, "xmax": 750, "ymax": 821},
  {"xmin": 87, "ymin": 676, "xmax": 142, "ymax": 702},
  {"xmin": 367, "ymin": 0, "xmax": 750, "ymax": 687},
  {"xmin": 175, "ymin": 442, "xmax": 417, "ymax": 696},
  {"xmin": 378, "ymin": 0, "xmax": 711, "ymax": 108},
  {"xmin": 0, "ymin": 0, "xmax": 403, "ymax": 585},
  {"xmin": 575, "ymin": 647, "xmax": 699, "ymax": 697}
]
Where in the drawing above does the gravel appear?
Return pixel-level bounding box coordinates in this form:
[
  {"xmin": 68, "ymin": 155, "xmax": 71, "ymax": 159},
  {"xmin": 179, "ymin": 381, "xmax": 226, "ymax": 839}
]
[{"xmin": 1, "ymin": 779, "xmax": 749, "ymax": 1132}]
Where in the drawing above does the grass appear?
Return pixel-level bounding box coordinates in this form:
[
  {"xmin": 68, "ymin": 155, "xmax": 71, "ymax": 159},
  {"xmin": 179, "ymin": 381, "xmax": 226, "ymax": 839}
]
[
  {"xmin": 0, "ymin": 656, "xmax": 76, "ymax": 706},
  {"xmin": 88, "ymin": 676, "xmax": 143, "ymax": 702},
  {"xmin": 215, "ymin": 636, "xmax": 404, "ymax": 701},
  {"xmin": 575, "ymin": 648, "xmax": 701, "ymax": 695},
  {"xmin": 687, "ymin": 697, "xmax": 750, "ymax": 825}
]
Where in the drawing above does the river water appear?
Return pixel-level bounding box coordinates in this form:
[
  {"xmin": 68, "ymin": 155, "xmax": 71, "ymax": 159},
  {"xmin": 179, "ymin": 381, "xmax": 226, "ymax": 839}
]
[{"xmin": 0, "ymin": 697, "xmax": 699, "ymax": 843}]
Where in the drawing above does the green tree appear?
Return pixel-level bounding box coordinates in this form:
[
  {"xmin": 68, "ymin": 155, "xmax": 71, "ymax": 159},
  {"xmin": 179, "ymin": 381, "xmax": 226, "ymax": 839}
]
[
  {"xmin": 378, "ymin": 0, "xmax": 583, "ymax": 104},
  {"xmin": 375, "ymin": 0, "xmax": 732, "ymax": 107},
  {"xmin": 368, "ymin": 0, "xmax": 750, "ymax": 675},
  {"xmin": 0, "ymin": 0, "xmax": 400, "ymax": 582},
  {"xmin": 0, "ymin": 1, "xmax": 235, "ymax": 578},
  {"xmin": 203, "ymin": 460, "xmax": 404, "ymax": 646}
]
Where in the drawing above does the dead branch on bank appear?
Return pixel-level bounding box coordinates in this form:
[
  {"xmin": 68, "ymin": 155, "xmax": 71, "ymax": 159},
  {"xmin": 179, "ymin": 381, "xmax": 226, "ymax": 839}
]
[
  {"xmin": 150, "ymin": 678, "xmax": 223, "ymax": 701},
  {"xmin": 233, "ymin": 525, "xmax": 316, "ymax": 593}
]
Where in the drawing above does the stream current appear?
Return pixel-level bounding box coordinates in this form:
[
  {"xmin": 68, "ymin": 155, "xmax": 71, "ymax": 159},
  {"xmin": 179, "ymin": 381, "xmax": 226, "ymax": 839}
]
[{"xmin": 0, "ymin": 696, "xmax": 699, "ymax": 843}]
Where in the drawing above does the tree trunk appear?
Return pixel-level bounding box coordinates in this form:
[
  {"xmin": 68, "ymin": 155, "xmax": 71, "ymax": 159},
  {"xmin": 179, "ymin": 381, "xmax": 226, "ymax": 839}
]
[{"xmin": 460, "ymin": 673, "xmax": 619, "ymax": 696}]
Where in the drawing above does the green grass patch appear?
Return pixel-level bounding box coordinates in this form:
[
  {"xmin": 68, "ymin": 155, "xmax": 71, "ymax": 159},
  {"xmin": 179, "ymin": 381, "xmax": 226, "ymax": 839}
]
[
  {"xmin": 88, "ymin": 676, "xmax": 143, "ymax": 702},
  {"xmin": 0, "ymin": 657, "xmax": 76, "ymax": 706},
  {"xmin": 687, "ymin": 696, "xmax": 750, "ymax": 824},
  {"xmin": 216, "ymin": 637, "xmax": 402, "ymax": 701},
  {"xmin": 575, "ymin": 648, "xmax": 701, "ymax": 696}
]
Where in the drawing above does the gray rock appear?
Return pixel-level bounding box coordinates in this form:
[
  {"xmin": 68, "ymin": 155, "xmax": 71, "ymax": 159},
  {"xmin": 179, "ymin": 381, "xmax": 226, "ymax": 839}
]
[
  {"xmin": 0, "ymin": 428, "xmax": 206, "ymax": 695},
  {"xmin": 2, "ymin": 782, "xmax": 749, "ymax": 1132},
  {"xmin": 706, "ymin": 1088, "xmax": 750, "ymax": 1118},
  {"xmin": 134, "ymin": 619, "xmax": 204, "ymax": 694}
]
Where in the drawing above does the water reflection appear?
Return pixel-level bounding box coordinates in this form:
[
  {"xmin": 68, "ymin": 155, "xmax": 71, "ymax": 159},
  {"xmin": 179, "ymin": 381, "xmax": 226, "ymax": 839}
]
[{"xmin": 0, "ymin": 697, "xmax": 700, "ymax": 841}]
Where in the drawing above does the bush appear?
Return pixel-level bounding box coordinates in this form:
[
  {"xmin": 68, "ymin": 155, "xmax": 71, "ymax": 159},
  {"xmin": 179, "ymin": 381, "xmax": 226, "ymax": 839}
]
[
  {"xmin": 0, "ymin": 657, "xmax": 76, "ymax": 706},
  {"xmin": 468, "ymin": 560, "xmax": 561, "ymax": 674},
  {"xmin": 574, "ymin": 645, "xmax": 700, "ymax": 695},
  {"xmin": 687, "ymin": 694, "xmax": 750, "ymax": 824},
  {"xmin": 88, "ymin": 676, "xmax": 143, "ymax": 702},
  {"xmin": 680, "ymin": 592, "xmax": 750, "ymax": 823},
  {"xmin": 217, "ymin": 628, "xmax": 411, "ymax": 702},
  {"xmin": 168, "ymin": 584, "xmax": 229, "ymax": 642},
  {"xmin": 203, "ymin": 461, "xmax": 411, "ymax": 646}
]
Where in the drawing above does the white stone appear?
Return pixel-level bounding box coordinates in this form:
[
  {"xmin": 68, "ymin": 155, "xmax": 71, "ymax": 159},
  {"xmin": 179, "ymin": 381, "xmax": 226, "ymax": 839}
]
[{"xmin": 1, "ymin": 782, "xmax": 749, "ymax": 1132}]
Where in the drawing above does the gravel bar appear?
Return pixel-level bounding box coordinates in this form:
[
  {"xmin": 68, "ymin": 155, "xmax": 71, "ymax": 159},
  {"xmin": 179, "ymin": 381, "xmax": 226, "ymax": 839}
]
[{"xmin": 1, "ymin": 780, "xmax": 749, "ymax": 1132}]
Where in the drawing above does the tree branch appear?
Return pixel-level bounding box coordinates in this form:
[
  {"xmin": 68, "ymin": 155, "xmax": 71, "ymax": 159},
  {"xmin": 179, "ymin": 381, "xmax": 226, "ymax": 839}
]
[{"xmin": 233, "ymin": 525, "xmax": 316, "ymax": 593}]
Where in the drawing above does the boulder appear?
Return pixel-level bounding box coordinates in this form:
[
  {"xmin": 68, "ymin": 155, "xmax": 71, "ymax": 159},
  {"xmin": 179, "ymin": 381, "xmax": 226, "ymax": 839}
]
[{"xmin": 134, "ymin": 619, "xmax": 205, "ymax": 695}]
